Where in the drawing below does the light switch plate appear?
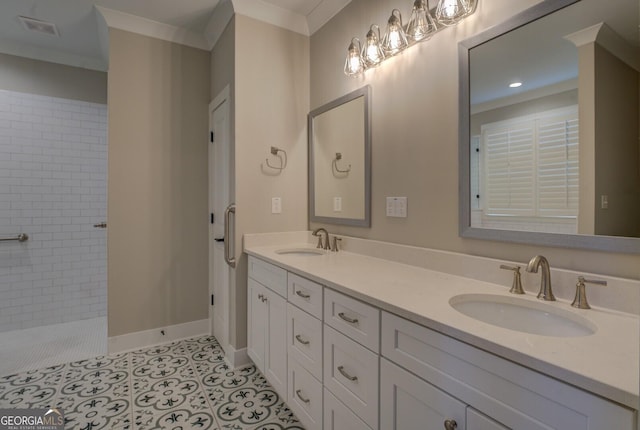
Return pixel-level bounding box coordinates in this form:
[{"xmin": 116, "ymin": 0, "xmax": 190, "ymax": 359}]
[
  {"xmin": 271, "ymin": 197, "xmax": 282, "ymax": 214},
  {"xmin": 386, "ymin": 197, "xmax": 408, "ymax": 218},
  {"xmin": 333, "ymin": 197, "xmax": 342, "ymax": 212}
]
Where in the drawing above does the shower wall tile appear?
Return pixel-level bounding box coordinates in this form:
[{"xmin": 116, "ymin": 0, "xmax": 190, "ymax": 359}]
[{"xmin": 0, "ymin": 90, "xmax": 107, "ymax": 333}]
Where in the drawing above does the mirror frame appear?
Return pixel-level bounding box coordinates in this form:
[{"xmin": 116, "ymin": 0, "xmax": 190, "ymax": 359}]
[
  {"xmin": 458, "ymin": 0, "xmax": 640, "ymax": 254},
  {"xmin": 309, "ymin": 85, "xmax": 372, "ymax": 227}
]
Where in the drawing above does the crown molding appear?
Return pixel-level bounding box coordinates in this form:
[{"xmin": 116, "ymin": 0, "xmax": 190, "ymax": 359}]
[
  {"xmin": 95, "ymin": 6, "xmax": 209, "ymax": 51},
  {"xmin": 0, "ymin": 39, "xmax": 107, "ymax": 72},
  {"xmin": 564, "ymin": 22, "xmax": 639, "ymax": 72}
]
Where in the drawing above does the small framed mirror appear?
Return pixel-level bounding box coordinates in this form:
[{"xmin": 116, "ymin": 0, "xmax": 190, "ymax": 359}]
[{"xmin": 309, "ymin": 86, "xmax": 371, "ymax": 227}]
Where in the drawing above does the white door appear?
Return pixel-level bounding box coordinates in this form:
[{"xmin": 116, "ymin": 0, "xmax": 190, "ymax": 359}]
[{"xmin": 209, "ymin": 86, "xmax": 231, "ymax": 352}]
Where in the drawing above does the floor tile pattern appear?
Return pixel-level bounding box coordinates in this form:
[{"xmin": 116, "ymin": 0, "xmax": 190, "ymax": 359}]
[{"xmin": 0, "ymin": 335, "xmax": 304, "ymax": 429}]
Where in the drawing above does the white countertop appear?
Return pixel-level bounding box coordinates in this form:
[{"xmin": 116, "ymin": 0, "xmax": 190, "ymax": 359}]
[{"xmin": 244, "ymin": 242, "xmax": 639, "ymax": 410}]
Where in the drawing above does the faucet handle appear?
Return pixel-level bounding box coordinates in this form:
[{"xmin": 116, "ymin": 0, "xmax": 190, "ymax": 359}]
[
  {"xmin": 571, "ymin": 276, "xmax": 607, "ymax": 309},
  {"xmin": 331, "ymin": 236, "xmax": 342, "ymax": 252},
  {"xmin": 314, "ymin": 234, "xmax": 323, "ymax": 249},
  {"xmin": 500, "ymin": 264, "xmax": 525, "ymax": 294}
]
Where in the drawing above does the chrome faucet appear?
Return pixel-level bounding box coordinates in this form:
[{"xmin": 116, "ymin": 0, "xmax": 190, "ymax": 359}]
[
  {"xmin": 526, "ymin": 255, "xmax": 555, "ymax": 301},
  {"xmin": 312, "ymin": 228, "xmax": 330, "ymax": 250}
]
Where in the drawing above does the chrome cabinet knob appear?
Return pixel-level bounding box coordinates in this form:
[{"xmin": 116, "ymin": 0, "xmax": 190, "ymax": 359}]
[{"xmin": 444, "ymin": 419, "xmax": 457, "ymax": 430}]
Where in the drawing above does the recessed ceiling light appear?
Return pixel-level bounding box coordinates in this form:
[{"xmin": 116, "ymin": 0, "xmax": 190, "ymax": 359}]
[
  {"xmin": 509, "ymin": 82, "xmax": 523, "ymax": 88},
  {"xmin": 18, "ymin": 16, "xmax": 59, "ymax": 37}
]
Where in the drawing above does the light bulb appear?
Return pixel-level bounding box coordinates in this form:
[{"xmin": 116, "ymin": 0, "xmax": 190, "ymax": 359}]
[
  {"xmin": 382, "ymin": 9, "xmax": 409, "ymax": 56},
  {"xmin": 362, "ymin": 25, "xmax": 385, "ymax": 67},
  {"xmin": 344, "ymin": 38, "xmax": 364, "ymax": 76},
  {"xmin": 436, "ymin": 0, "xmax": 467, "ymax": 26},
  {"xmin": 406, "ymin": 0, "xmax": 437, "ymax": 43}
]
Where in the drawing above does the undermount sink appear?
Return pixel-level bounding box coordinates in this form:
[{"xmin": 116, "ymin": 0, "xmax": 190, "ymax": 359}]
[
  {"xmin": 275, "ymin": 247, "xmax": 325, "ymax": 256},
  {"xmin": 449, "ymin": 294, "xmax": 596, "ymax": 337}
]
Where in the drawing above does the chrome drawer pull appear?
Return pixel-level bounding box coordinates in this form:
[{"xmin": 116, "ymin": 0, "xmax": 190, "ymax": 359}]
[
  {"xmin": 338, "ymin": 312, "xmax": 358, "ymax": 324},
  {"xmin": 296, "ymin": 389, "xmax": 310, "ymax": 403},
  {"xmin": 337, "ymin": 365, "xmax": 358, "ymax": 382},
  {"xmin": 295, "ymin": 334, "xmax": 310, "ymax": 345},
  {"xmin": 444, "ymin": 419, "xmax": 457, "ymax": 430},
  {"xmin": 295, "ymin": 290, "xmax": 311, "ymax": 299}
]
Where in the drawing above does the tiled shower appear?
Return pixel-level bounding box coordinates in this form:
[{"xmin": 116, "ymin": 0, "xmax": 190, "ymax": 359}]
[{"xmin": 0, "ymin": 89, "xmax": 107, "ymax": 333}]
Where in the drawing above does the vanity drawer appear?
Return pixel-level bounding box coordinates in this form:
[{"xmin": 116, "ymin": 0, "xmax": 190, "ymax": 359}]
[
  {"xmin": 248, "ymin": 256, "xmax": 287, "ymax": 298},
  {"xmin": 324, "ymin": 288, "xmax": 379, "ymax": 353},
  {"xmin": 324, "ymin": 325, "xmax": 379, "ymax": 430},
  {"xmin": 288, "ymin": 273, "xmax": 323, "ymax": 319},
  {"xmin": 323, "ymin": 388, "xmax": 372, "ymax": 430},
  {"xmin": 287, "ymin": 303, "xmax": 323, "ymax": 380},
  {"xmin": 288, "ymin": 357, "xmax": 323, "ymax": 430}
]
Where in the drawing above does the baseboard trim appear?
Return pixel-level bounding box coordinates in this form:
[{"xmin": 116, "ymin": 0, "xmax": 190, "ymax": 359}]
[
  {"xmin": 108, "ymin": 319, "xmax": 209, "ymax": 354},
  {"xmin": 225, "ymin": 345, "xmax": 250, "ymax": 368}
]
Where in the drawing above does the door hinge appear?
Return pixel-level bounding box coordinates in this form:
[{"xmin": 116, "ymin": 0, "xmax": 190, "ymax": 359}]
[
  {"xmin": 210, "ymin": 213, "xmax": 214, "ymax": 224},
  {"xmin": 211, "ymin": 294, "xmax": 214, "ymax": 306},
  {"xmin": 210, "ymin": 131, "xmax": 214, "ymax": 142}
]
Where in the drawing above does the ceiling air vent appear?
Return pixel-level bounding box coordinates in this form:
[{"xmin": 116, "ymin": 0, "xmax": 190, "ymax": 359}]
[{"xmin": 18, "ymin": 16, "xmax": 59, "ymax": 37}]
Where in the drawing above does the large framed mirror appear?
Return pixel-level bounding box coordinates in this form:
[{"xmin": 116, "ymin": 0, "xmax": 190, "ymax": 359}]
[
  {"xmin": 459, "ymin": 0, "xmax": 640, "ymax": 253},
  {"xmin": 309, "ymin": 86, "xmax": 371, "ymax": 227}
]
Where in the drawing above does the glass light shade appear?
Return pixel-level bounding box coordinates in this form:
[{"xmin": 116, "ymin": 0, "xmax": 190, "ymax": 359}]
[
  {"xmin": 435, "ymin": 0, "xmax": 467, "ymax": 26},
  {"xmin": 344, "ymin": 37, "xmax": 364, "ymax": 76},
  {"xmin": 462, "ymin": 0, "xmax": 478, "ymax": 15},
  {"xmin": 382, "ymin": 9, "xmax": 409, "ymax": 56},
  {"xmin": 361, "ymin": 25, "xmax": 385, "ymax": 67},
  {"xmin": 406, "ymin": 0, "xmax": 437, "ymax": 43}
]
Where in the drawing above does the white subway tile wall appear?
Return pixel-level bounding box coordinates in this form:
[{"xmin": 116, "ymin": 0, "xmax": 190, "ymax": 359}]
[{"xmin": 0, "ymin": 90, "xmax": 107, "ymax": 333}]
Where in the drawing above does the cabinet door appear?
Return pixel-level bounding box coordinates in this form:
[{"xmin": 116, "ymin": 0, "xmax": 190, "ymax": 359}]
[
  {"xmin": 264, "ymin": 287, "xmax": 288, "ymax": 399},
  {"xmin": 380, "ymin": 358, "xmax": 466, "ymax": 430},
  {"xmin": 247, "ymin": 279, "xmax": 266, "ymax": 371},
  {"xmin": 467, "ymin": 408, "xmax": 508, "ymax": 430}
]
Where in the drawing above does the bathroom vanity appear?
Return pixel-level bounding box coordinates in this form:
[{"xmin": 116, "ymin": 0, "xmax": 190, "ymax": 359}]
[{"xmin": 244, "ymin": 232, "xmax": 639, "ymax": 430}]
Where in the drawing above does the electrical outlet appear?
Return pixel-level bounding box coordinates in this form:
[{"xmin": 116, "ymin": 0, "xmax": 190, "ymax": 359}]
[
  {"xmin": 271, "ymin": 197, "xmax": 282, "ymax": 214},
  {"xmin": 601, "ymin": 195, "xmax": 608, "ymax": 209}
]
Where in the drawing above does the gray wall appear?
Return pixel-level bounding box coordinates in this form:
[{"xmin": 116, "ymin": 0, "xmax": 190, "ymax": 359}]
[
  {"xmin": 107, "ymin": 29, "xmax": 211, "ymax": 337},
  {"xmin": 213, "ymin": 15, "xmax": 310, "ymax": 351},
  {"xmin": 309, "ymin": 0, "xmax": 640, "ymax": 279},
  {"xmin": 0, "ymin": 52, "xmax": 106, "ymax": 103}
]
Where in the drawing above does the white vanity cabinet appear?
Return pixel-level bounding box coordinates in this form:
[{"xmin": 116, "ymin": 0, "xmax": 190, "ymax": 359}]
[
  {"xmin": 247, "ymin": 257, "xmax": 288, "ymax": 399},
  {"xmin": 380, "ymin": 311, "xmax": 636, "ymax": 429},
  {"xmin": 245, "ymin": 254, "xmax": 636, "ymax": 430}
]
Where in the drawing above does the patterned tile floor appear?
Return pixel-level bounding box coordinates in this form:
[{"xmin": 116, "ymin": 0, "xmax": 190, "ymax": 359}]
[{"xmin": 0, "ymin": 335, "xmax": 304, "ymax": 429}]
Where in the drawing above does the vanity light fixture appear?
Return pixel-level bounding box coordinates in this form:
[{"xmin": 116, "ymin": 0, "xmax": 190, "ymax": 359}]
[
  {"xmin": 344, "ymin": 37, "xmax": 365, "ymax": 76},
  {"xmin": 405, "ymin": 0, "xmax": 437, "ymax": 43},
  {"xmin": 382, "ymin": 9, "xmax": 409, "ymax": 56},
  {"xmin": 435, "ymin": 0, "xmax": 468, "ymax": 26},
  {"xmin": 362, "ymin": 25, "xmax": 386, "ymax": 68},
  {"xmin": 344, "ymin": 0, "xmax": 478, "ymax": 77}
]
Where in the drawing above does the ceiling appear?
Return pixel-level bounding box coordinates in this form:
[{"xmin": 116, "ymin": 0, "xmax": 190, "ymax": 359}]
[
  {"xmin": 0, "ymin": 0, "xmax": 346, "ymax": 71},
  {"xmin": 470, "ymin": 0, "xmax": 639, "ymax": 108}
]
